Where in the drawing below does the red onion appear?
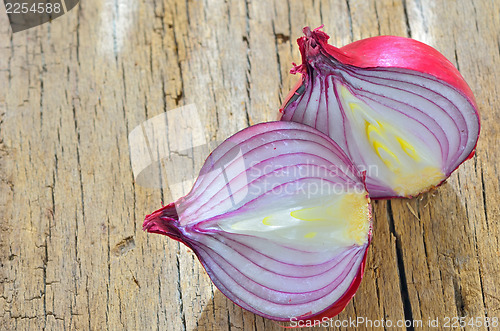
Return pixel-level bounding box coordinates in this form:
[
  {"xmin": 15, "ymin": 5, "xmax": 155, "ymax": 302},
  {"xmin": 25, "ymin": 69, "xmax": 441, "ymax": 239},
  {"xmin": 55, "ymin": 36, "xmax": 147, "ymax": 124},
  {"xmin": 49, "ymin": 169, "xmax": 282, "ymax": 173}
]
[
  {"xmin": 280, "ymin": 26, "xmax": 480, "ymax": 198},
  {"xmin": 144, "ymin": 121, "xmax": 372, "ymax": 322}
]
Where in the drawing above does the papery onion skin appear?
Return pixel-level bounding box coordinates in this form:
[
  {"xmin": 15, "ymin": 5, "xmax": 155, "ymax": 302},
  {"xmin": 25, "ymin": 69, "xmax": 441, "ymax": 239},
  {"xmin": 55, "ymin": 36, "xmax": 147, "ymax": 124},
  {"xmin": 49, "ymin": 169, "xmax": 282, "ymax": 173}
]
[
  {"xmin": 296, "ymin": 27, "xmax": 478, "ymax": 104},
  {"xmin": 144, "ymin": 121, "xmax": 372, "ymax": 323},
  {"xmin": 280, "ymin": 26, "xmax": 480, "ymax": 199}
]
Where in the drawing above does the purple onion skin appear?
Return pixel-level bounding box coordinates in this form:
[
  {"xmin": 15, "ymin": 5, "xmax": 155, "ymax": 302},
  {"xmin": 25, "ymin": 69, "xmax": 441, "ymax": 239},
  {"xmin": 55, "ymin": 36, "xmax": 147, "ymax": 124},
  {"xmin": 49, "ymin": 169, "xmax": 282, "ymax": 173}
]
[{"xmin": 280, "ymin": 26, "xmax": 480, "ymax": 199}]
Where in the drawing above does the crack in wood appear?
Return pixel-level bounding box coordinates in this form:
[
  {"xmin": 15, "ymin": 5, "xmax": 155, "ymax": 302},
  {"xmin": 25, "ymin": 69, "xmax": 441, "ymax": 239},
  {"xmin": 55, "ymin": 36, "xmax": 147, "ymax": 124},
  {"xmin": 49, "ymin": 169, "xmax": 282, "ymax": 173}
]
[{"xmin": 387, "ymin": 201, "xmax": 415, "ymax": 330}]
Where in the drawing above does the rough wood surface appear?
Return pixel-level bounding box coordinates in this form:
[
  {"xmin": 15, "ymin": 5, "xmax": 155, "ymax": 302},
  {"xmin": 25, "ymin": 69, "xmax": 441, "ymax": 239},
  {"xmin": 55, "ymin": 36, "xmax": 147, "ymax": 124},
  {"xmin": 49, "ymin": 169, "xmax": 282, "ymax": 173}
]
[{"xmin": 1, "ymin": 0, "xmax": 499, "ymax": 330}]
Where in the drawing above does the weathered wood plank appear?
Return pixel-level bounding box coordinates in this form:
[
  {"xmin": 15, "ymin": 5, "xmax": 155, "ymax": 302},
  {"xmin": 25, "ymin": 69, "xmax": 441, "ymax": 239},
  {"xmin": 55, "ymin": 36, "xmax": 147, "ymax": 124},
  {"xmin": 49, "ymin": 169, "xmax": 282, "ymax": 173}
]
[{"xmin": 0, "ymin": 0, "xmax": 498, "ymax": 330}]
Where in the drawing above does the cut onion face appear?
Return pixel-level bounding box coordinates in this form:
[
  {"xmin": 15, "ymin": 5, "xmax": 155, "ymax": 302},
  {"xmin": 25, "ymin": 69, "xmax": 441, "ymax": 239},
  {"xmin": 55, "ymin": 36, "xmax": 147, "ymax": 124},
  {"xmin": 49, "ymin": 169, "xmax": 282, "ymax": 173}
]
[
  {"xmin": 144, "ymin": 121, "xmax": 372, "ymax": 322},
  {"xmin": 281, "ymin": 27, "xmax": 480, "ymax": 198}
]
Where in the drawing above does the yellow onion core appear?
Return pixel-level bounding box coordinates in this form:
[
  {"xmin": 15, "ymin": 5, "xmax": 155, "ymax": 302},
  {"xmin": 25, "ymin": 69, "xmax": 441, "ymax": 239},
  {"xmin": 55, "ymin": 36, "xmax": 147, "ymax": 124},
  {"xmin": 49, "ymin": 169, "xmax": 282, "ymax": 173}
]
[
  {"xmin": 340, "ymin": 86, "xmax": 445, "ymax": 196},
  {"xmin": 218, "ymin": 190, "xmax": 370, "ymax": 248}
]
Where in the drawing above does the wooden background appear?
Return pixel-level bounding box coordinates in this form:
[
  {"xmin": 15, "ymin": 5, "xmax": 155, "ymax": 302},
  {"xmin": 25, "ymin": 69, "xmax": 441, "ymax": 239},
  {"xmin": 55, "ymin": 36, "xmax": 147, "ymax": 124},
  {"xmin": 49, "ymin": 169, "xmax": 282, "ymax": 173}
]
[{"xmin": 1, "ymin": 0, "xmax": 499, "ymax": 330}]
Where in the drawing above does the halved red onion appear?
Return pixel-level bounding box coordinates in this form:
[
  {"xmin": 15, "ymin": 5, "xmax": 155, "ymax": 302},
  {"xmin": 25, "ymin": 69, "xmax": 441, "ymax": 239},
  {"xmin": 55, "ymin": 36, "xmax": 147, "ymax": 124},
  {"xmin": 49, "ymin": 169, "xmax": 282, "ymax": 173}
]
[
  {"xmin": 144, "ymin": 121, "xmax": 372, "ymax": 322},
  {"xmin": 280, "ymin": 26, "xmax": 480, "ymax": 198}
]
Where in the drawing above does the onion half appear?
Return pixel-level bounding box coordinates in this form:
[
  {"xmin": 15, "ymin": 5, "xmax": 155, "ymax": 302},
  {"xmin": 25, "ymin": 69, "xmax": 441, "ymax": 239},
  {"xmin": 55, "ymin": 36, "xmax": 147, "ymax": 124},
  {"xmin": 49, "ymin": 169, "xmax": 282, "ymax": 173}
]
[
  {"xmin": 144, "ymin": 121, "xmax": 372, "ymax": 322},
  {"xmin": 280, "ymin": 27, "xmax": 480, "ymax": 198}
]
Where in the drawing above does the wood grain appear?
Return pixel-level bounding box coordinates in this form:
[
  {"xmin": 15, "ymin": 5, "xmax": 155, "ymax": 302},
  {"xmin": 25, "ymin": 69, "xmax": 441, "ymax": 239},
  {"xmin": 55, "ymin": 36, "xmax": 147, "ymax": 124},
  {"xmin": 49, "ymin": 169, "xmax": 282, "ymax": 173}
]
[{"xmin": 0, "ymin": 0, "xmax": 498, "ymax": 330}]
